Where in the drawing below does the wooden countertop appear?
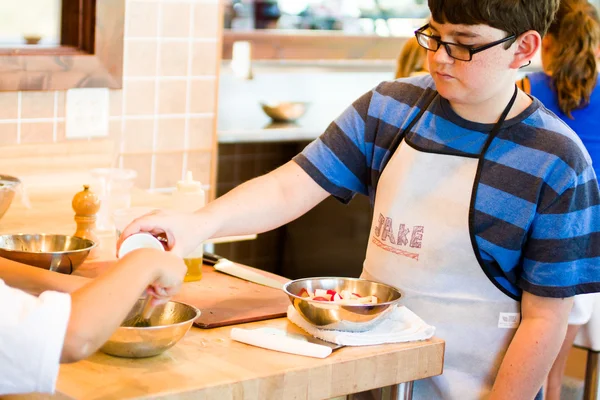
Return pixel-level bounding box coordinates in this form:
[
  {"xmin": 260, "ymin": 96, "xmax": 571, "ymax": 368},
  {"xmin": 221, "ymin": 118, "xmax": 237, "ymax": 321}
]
[
  {"xmin": 49, "ymin": 320, "xmax": 444, "ymax": 400},
  {"xmin": 1, "ymin": 184, "xmax": 445, "ymax": 399}
]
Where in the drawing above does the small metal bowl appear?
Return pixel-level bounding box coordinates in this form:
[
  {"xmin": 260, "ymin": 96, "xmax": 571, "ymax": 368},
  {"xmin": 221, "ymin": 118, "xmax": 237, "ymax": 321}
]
[
  {"xmin": 0, "ymin": 175, "xmax": 20, "ymax": 220},
  {"xmin": 260, "ymin": 101, "xmax": 309, "ymax": 122},
  {"xmin": 100, "ymin": 300, "xmax": 201, "ymax": 358},
  {"xmin": 284, "ymin": 277, "xmax": 402, "ymax": 332},
  {"xmin": 0, "ymin": 234, "xmax": 95, "ymax": 274}
]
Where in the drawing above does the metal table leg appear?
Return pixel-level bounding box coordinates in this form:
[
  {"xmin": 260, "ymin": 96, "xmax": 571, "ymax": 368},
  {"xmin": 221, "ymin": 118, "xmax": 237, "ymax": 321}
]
[
  {"xmin": 584, "ymin": 350, "xmax": 600, "ymax": 400},
  {"xmin": 381, "ymin": 382, "xmax": 414, "ymax": 400},
  {"xmin": 346, "ymin": 381, "xmax": 414, "ymax": 400}
]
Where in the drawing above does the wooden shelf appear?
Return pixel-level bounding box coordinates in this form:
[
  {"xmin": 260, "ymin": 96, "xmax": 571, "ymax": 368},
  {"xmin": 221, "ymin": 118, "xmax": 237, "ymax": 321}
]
[{"xmin": 223, "ymin": 29, "xmax": 408, "ymax": 61}]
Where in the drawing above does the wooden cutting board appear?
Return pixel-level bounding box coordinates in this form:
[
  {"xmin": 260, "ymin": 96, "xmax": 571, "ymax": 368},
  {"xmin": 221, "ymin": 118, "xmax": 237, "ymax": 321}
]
[{"xmin": 173, "ymin": 264, "xmax": 292, "ymax": 329}]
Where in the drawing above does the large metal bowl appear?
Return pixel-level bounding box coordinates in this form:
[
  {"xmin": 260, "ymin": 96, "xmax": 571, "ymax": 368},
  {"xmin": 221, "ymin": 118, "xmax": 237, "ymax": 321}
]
[
  {"xmin": 0, "ymin": 234, "xmax": 95, "ymax": 274},
  {"xmin": 284, "ymin": 277, "xmax": 402, "ymax": 332},
  {"xmin": 260, "ymin": 101, "xmax": 308, "ymax": 122},
  {"xmin": 0, "ymin": 175, "xmax": 20, "ymax": 220},
  {"xmin": 100, "ymin": 299, "xmax": 201, "ymax": 358}
]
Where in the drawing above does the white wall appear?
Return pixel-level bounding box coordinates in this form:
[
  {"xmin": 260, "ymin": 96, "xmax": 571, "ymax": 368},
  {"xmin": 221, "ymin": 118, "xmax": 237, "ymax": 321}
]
[{"xmin": 218, "ymin": 62, "xmax": 393, "ymax": 134}]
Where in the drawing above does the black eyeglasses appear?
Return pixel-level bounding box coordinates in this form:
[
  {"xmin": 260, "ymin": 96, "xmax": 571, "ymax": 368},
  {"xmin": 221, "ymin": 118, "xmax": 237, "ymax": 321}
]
[{"xmin": 414, "ymin": 24, "xmax": 517, "ymax": 61}]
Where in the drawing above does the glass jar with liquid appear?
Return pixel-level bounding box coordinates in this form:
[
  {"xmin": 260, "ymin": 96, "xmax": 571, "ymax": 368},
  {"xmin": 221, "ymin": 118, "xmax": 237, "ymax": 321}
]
[
  {"xmin": 183, "ymin": 244, "xmax": 204, "ymax": 282},
  {"xmin": 172, "ymin": 171, "xmax": 206, "ymax": 282}
]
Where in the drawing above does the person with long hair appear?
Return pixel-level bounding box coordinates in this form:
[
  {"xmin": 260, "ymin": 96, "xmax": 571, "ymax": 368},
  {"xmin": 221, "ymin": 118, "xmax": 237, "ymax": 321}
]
[
  {"xmin": 395, "ymin": 36, "xmax": 429, "ymax": 79},
  {"xmin": 518, "ymin": 0, "xmax": 600, "ymax": 163},
  {"xmin": 517, "ymin": 1, "xmax": 600, "ymax": 399}
]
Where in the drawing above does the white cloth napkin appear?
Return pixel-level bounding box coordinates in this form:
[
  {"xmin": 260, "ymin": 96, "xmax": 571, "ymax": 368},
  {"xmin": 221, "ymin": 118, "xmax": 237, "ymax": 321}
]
[
  {"xmin": 287, "ymin": 305, "xmax": 435, "ymax": 346},
  {"xmin": 230, "ymin": 327, "xmax": 333, "ymax": 358}
]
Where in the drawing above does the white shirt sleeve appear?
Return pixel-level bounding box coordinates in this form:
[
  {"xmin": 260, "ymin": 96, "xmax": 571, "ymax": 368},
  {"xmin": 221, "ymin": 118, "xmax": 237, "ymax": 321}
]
[{"xmin": 0, "ymin": 279, "xmax": 71, "ymax": 395}]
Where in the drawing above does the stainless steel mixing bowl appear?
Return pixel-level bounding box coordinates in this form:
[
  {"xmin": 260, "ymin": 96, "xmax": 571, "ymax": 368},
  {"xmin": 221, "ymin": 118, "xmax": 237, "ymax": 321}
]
[
  {"xmin": 284, "ymin": 277, "xmax": 403, "ymax": 332},
  {"xmin": 100, "ymin": 299, "xmax": 201, "ymax": 358},
  {"xmin": 0, "ymin": 175, "xmax": 20, "ymax": 220},
  {"xmin": 0, "ymin": 234, "xmax": 95, "ymax": 274},
  {"xmin": 260, "ymin": 101, "xmax": 308, "ymax": 122}
]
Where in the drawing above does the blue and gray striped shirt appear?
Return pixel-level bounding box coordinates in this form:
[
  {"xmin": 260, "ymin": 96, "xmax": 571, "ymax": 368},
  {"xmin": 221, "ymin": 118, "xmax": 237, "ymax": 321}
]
[{"xmin": 294, "ymin": 75, "xmax": 600, "ymax": 299}]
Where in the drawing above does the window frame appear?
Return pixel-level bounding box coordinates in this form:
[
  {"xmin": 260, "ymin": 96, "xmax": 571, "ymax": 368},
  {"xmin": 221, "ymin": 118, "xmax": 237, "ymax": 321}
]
[{"xmin": 0, "ymin": 0, "xmax": 124, "ymax": 91}]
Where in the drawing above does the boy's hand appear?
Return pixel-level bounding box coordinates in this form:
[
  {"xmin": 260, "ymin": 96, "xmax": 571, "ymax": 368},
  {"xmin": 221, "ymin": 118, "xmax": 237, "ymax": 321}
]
[{"xmin": 118, "ymin": 209, "xmax": 207, "ymax": 258}]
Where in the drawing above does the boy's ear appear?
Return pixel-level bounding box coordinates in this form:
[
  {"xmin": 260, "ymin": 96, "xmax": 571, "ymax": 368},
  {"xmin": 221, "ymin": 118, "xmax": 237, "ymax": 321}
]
[{"xmin": 510, "ymin": 30, "xmax": 541, "ymax": 69}]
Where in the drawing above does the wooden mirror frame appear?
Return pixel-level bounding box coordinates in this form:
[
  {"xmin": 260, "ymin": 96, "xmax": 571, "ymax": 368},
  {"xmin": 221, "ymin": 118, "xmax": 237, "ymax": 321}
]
[{"xmin": 0, "ymin": 0, "xmax": 124, "ymax": 91}]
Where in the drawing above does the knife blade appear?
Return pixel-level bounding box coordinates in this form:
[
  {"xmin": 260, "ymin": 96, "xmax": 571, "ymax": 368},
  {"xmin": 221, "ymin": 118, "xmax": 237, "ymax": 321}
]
[
  {"xmin": 253, "ymin": 327, "xmax": 344, "ymax": 350},
  {"xmin": 203, "ymin": 252, "xmax": 288, "ymax": 290}
]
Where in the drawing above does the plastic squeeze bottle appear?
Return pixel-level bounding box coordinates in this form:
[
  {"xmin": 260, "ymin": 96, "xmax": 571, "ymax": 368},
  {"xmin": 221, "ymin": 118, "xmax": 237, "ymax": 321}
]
[{"xmin": 172, "ymin": 171, "xmax": 206, "ymax": 282}]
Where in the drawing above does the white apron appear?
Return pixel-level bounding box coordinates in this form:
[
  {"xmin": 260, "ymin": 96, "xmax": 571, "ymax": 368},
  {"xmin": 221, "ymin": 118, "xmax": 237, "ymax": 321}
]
[{"xmin": 362, "ymin": 90, "xmax": 523, "ymax": 399}]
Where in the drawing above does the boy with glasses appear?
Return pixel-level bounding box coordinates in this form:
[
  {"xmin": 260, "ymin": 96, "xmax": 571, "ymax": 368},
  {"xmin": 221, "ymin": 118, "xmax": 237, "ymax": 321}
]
[{"xmin": 121, "ymin": 0, "xmax": 600, "ymax": 398}]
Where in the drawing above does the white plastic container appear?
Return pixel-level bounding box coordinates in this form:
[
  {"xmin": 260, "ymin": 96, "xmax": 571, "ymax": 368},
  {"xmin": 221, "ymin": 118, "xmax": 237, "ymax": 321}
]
[
  {"xmin": 118, "ymin": 233, "xmax": 165, "ymax": 258},
  {"xmin": 172, "ymin": 171, "xmax": 206, "ymax": 212},
  {"xmin": 172, "ymin": 171, "xmax": 205, "ymax": 282}
]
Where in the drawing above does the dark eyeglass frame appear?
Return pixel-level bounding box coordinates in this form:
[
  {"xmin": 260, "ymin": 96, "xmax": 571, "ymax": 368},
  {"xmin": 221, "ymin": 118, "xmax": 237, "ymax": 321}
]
[{"xmin": 414, "ymin": 24, "xmax": 517, "ymax": 61}]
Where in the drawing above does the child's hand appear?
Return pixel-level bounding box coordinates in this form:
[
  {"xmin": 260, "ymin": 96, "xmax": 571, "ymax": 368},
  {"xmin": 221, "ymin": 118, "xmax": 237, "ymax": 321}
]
[
  {"xmin": 146, "ymin": 250, "xmax": 187, "ymax": 305},
  {"xmin": 145, "ymin": 284, "xmax": 179, "ymax": 306},
  {"xmin": 122, "ymin": 248, "xmax": 187, "ymax": 306}
]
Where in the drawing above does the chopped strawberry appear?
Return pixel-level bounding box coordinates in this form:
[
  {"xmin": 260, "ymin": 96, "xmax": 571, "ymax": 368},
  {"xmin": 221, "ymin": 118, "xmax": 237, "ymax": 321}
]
[
  {"xmin": 326, "ymin": 289, "xmax": 338, "ymax": 296},
  {"xmin": 312, "ymin": 296, "xmax": 329, "ymax": 301},
  {"xmin": 352, "ymin": 292, "xmax": 362, "ymax": 298}
]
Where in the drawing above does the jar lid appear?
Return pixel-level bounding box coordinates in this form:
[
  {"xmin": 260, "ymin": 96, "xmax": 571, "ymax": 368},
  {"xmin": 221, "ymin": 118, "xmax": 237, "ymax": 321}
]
[{"xmin": 118, "ymin": 233, "xmax": 165, "ymax": 258}]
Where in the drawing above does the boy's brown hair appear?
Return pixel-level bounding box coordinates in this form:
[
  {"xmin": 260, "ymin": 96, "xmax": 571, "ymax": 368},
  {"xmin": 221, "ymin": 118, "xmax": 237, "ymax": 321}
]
[{"xmin": 428, "ymin": 0, "xmax": 560, "ymax": 37}]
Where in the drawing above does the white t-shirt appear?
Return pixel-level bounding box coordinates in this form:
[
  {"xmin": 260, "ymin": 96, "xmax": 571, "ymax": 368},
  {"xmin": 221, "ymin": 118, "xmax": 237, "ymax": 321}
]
[{"xmin": 0, "ymin": 279, "xmax": 71, "ymax": 395}]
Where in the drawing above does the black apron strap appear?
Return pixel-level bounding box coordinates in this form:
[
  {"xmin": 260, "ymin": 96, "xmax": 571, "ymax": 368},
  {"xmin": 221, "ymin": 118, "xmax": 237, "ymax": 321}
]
[
  {"xmin": 480, "ymin": 85, "xmax": 519, "ymax": 154},
  {"xmin": 469, "ymin": 84, "xmax": 520, "ymax": 300},
  {"xmin": 379, "ymin": 84, "xmax": 518, "ymax": 174},
  {"xmin": 380, "ymin": 90, "xmax": 439, "ymax": 173}
]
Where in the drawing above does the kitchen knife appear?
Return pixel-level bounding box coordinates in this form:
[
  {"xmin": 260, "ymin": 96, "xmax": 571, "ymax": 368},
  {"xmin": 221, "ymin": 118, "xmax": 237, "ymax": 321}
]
[
  {"xmin": 230, "ymin": 327, "xmax": 343, "ymax": 358},
  {"xmin": 203, "ymin": 252, "xmax": 288, "ymax": 290},
  {"xmin": 253, "ymin": 327, "xmax": 344, "ymax": 350}
]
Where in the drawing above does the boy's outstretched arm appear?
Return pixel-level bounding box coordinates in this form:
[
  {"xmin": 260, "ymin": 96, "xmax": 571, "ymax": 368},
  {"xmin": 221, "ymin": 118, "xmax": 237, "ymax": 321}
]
[
  {"xmin": 490, "ymin": 292, "xmax": 573, "ymax": 400},
  {"xmin": 120, "ymin": 161, "xmax": 330, "ymax": 257}
]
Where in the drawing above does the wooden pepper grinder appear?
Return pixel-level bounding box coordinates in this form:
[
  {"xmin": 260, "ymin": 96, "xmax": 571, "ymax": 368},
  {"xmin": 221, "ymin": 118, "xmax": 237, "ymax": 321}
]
[{"xmin": 72, "ymin": 185, "xmax": 101, "ymax": 259}]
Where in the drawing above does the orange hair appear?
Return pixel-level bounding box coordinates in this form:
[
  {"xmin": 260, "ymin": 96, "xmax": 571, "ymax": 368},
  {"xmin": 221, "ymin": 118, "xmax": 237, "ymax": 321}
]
[
  {"xmin": 547, "ymin": 0, "xmax": 600, "ymax": 118},
  {"xmin": 395, "ymin": 37, "xmax": 428, "ymax": 79}
]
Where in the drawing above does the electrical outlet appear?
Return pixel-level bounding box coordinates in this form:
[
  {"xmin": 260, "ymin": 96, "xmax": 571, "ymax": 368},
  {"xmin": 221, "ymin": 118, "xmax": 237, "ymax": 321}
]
[{"xmin": 65, "ymin": 88, "xmax": 110, "ymax": 139}]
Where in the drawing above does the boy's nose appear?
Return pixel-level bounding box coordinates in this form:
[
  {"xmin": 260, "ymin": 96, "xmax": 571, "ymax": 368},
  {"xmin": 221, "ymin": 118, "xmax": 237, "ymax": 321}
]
[{"xmin": 432, "ymin": 44, "xmax": 455, "ymax": 64}]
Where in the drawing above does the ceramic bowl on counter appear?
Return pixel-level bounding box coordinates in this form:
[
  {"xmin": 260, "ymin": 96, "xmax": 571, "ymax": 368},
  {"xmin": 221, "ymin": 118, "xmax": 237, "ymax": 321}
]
[
  {"xmin": 0, "ymin": 234, "xmax": 95, "ymax": 274},
  {"xmin": 0, "ymin": 175, "xmax": 21, "ymax": 220},
  {"xmin": 260, "ymin": 101, "xmax": 309, "ymax": 122},
  {"xmin": 100, "ymin": 299, "xmax": 201, "ymax": 358},
  {"xmin": 283, "ymin": 277, "xmax": 402, "ymax": 332}
]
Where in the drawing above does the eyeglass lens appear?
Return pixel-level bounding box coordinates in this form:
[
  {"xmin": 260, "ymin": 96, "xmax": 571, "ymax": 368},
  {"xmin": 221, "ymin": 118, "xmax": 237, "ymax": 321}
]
[{"xmin": 416, "ymin": 33, "xmax": 471, "ymax": 61}]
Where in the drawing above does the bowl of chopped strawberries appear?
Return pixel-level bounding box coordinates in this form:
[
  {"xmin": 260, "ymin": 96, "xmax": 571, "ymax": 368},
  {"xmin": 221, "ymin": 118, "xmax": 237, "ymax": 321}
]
[{"xmin": 283, "ymin": 277, "xmax": 402, "ymax": 332}]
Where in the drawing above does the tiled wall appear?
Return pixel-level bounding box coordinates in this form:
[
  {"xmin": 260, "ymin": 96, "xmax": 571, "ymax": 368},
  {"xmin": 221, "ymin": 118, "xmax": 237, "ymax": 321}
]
[{"xmin": 0, "ymin": 0, "xmax": 222, "ymax": 192}]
